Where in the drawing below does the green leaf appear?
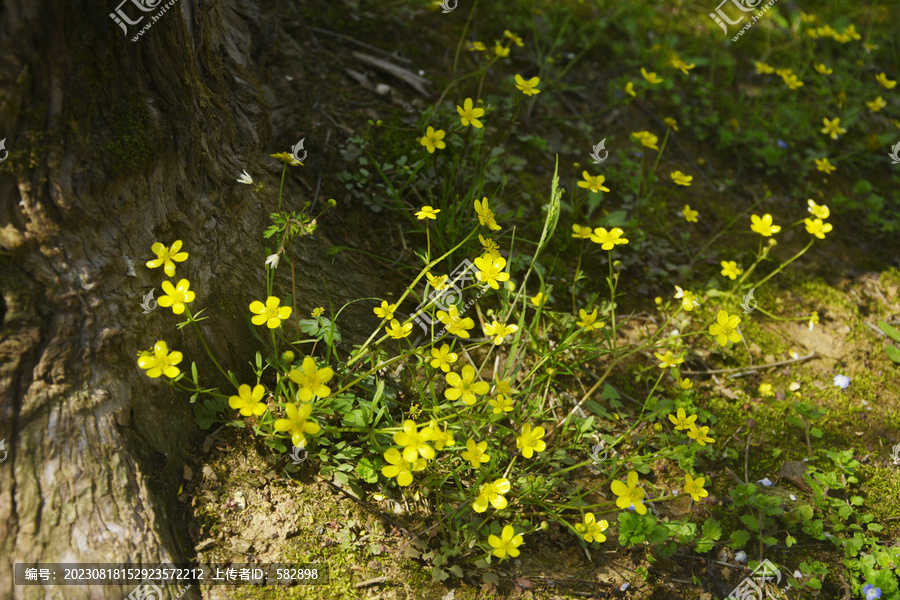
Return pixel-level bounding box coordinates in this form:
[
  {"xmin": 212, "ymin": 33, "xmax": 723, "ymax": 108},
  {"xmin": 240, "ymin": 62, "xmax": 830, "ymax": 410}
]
[
  {"xmin": 355, "ymin": 458, "xmax": 379, "ymax": 484},
  {"xmin": 694, "ymin": 538, "xmax": 715, "ymax": 553},
  {"xmin": 739, "ymin": 514, "xmax": 759, "ymax": 530},
  {"xmin": 702, "ymin": 519, "xmax": 722, "ymax": 541},
  {"xmin": 807, "ymin": 577, "xmax": 822, "ymax": 590},
  {"xmin": 878, "ymin": 320, "xmax": 900, "ymax": 343},
  {"xmin": 431, "ymin": 567, "xmax": 449, "ymax": 583},
  {"xmin": 730, "ymin": 529, "xmax": 751, "ymax": 548},
  {"xmin": 785, "ymin": 534, "xmax": 796, "ymax": 548},
  {"xmin": 885, "ymin": 344, "xmax": 900, "ymax": 364}
]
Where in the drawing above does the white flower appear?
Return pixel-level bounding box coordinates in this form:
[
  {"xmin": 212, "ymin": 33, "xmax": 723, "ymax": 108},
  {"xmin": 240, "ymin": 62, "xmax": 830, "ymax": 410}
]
[
  {"xmin": 734, "ymin": 551, "xmax": 747, "ymax": 563},
  {"xmin": 789, "ymin": 382, "xmax": 801, "ymax": 391},
  {"xmin": 833, "ymin": 374, "xmax": 850, "ymax": 389},
  {"xmin": 757, "ymin": 478, "xmax": 773, "ymax": 486},
  {"xmin": 265, "ymin": 253, "xmax": 280, "ymax": 270},
  {"xmin": 237, "ymin": 169, "xmax": 253, "ymax": 184}
]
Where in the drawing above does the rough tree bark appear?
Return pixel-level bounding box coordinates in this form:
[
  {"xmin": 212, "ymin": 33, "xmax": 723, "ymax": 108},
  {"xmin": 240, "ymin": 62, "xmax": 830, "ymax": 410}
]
[{"xmin": 0, "ymin": 1, "xmax": 377, "ymax": 598}]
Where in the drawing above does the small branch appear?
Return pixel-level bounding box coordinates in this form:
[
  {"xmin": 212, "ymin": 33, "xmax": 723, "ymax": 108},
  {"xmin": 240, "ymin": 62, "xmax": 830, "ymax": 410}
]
[{"xmin": 681, "ymin": 351, "xmax": 816, "ymax": 377}]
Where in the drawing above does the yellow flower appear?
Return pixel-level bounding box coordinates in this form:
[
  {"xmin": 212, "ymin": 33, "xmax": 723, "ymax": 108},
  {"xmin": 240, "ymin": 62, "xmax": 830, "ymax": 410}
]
[
  {"xmin": 877, "ymin": 73, "xmax": 897, "ymax": 89},
  {"xmin": 270, "ymin": 152, "xmax": 303, "ymax": 166},
  {"xmin": 457, "ymin": 98, "xmax": 485, "ymax": 128},
  {"xmin": 709, "ymin": 310, "xmax": 742, "ymax": 346},
  {"xmin": 426, "ymin": 272, "xmax": 448, "ymax": 291},
  {"xmin": 680, "ymin": 378, "xmax": 693, "ymax": 390},
  {"xmin": 273, "ymin": 402, "xmax": 321, "ymax": 447},
  {"xmin": 589, "ymin": 227, "xmax": 629, "ymax": 250},
  {"xmin": 782, "ymin": 73, "xmax": 804, "ymax": 90},
  {"xmin": 503, "ymin": 30, "xmax": 524, "ymax": 47},
  {"xmin": 445, "ymin": 364, "xmax": 490, "ymax": 405},
  {"xmin": 754, "ymin": 62, "xmax": 775, "ymax": 75},
  {"xmin": 374, "ymin": 300, "xmax": 396, "ymax": 320},
  {"xmin": 430, "ymin": 344, "xmax": 458, "ymax": 372},
  {"xmin": 631, "ymin": 131, "xmax": 659, "ymax": 151},
  {"xmin": 799, "ymin": 11, "xmax": 818, "ymax": 23},
  {"xmin": 514, "ymin": 74, "xmax": 541, "ymax": 96},
  {"xmin": 415, "ymin": 205, "xmax": 440, "ymax": 220},
  {"xmin": 158, "ymin": 279, "xmax": 196, "ymax": 315},
  {"xmin": 664, "ymin": 117, "xmax": 678, "ymax": 131},
  {"xmin": 288, "ymin": 356, "xmax": 334, "ymax": 401},
  {"xmin": 720, "ymin": 261, "xmax": 742, "ymax": 280},
  {"xmin": 407, "ymin": 404, "xmax": 422, "ymax": 420},
  {"xmin": 494, "ymin": 44, "xmax": 510, "ymax": 57},
  {"xmin": 469, "ymin": 41, "xmax": 487, "ymax": 52},
  {"xmin": 669, "ymin": 57, "xmax": 695, "ymax": 74},
  {"xmin": 393, "ymin": 420, "xmax": 435, "ymax": 462},
  {"xmin": 816, "ymin": 25, "xmax": 837, "ymax": 38},
  {"xmin": 687, "ymin": 424, "xmax": 715, "ymax": 446},
  {"xmin": 484, "ymin": 321, "xmax": 517, "ymax": 345},
  {"xmin": 381, "ymin": 447, "xmax": 426, "ymax": 486},
  {"xmin": 577, "ymin": 308, "xmax": 604, "ymax": 331},
  {"xmin": 385, "ymin": 319, "xmax": 413, "ymax": 339},
  {"xmin": 571, "ymin": 224, "xmax": 594, "ymax": 239},
  {"xmin": 864, "ymin": 43, "xmax": 879, "ymax": 53},
  {"xmin": 146, "ymin": 240, "xmax": 188, "ymax": 277},
  {"xmin": 611, "ymin": 471, "xmax": 646, "ymax": 515},
  {"xmin": 750, "ymin": 213, "xmax": 781, "ymax": 237},
  {"xmin": 758, "ymin": 383, "xmax": 774, "ymax": 397},
  {"xmin": 530, "ymin": 291, "xmax": 544, "ymax": 306},
  {"xmin": 137, "ymin": 340, "xmax": 183, "ymax": 379},
  {"xmin": 820, "ymin": 117, "xmax": 846, "ymax": 139},
  {"xmin": 575, "ymin": 513, "xmax": 609, "ymax": 543},
  {"xmin": 867, "ymin": 96, "xmax": 887, "ymax": 112},
  {"xmin": 474, "ymin": 253, "xmax": 510, "ymax": 289},
  {"xmin": 682, "ymin": 204, "xmax": 699, "ymax": 223},
  {"xmin": 473, "ymin": 478, "xmax": 511, "ymax": 513},
  {"xmin": 654, "ymin": 351, "xmax": 683, "ymax": 369},
  {"xmin": 474, "ymin": 197, "xmax": 502, "ymax": 230},
  {"xmin": 577, "ymin": 171, "xmax": 610, "ymax": 193},
  {"xmin": 674, "ymin": 286, "xmax": 700, "ymax": 311},
  {"xmin": 669, "ymin": 407, "xmax": 698, "ymax": 431},
  {"xmin": 489, "ymin": 394, "xmax": 514, "ymax": 414},
  {"xmin": 684, "ymin": 473, "xmax": 709, "ymax": 502},
  {"xmin": 436, "ymin": 305, "xmax": 475, "ymax": 338},
  {"xmin": 516, "ymin": 423, "xmax": 547, "ymax": 459},
  {"xmin": 624, "ymin": 81, "xmax": 636, "ymax": 97},
  {"xmin": 813, "ymin": 63, "xmax": 833, "ymax": 75},
  {"xmin": 312, "ymin": 307, "xmax": 325, "ymax": 317},
  {"xmin": 671, "ymin": 171, "xmax": 693, "ymax": 186},
  {"xmin": 640, "ymin": 67, "xmax": 663, "ymax": 84},
  {"xmin": 488, "ymin": 525, "xmax": 523, "ymax": 559},
  {"xmin": 804, "ymin": 218, "xmax": 833, "ymax": 240},
  {"xmin": 461, "ymin": 438, "xmax": 491, "ymax": 469},
  {"xmin": 479, "ymin": 234, "xmax": 501, "ymax": 258},
  {"xmin": 419, "ymin": 127, "xmax": 446, "ymax": 153},
  {"xmin": 228, "ymin": 383, "xmax": 268, "ymax": 417},
  {"xmin": 249, "ymin": 296, "xmax": 292, "ymax": 329},
  {"xmin": 808, "ymin": 311, "xmax": 819, "ymax": 331},
  {"xmin": 807, "ymin": 200, "xmax": 830, "ymax": 219},
  {"xmin": 424, "ymin": 420, "xmax": 455, "ymax": 450},
  {"xmin": 814, "ymin": 158, "xmax": 836, "ymax": 174}
]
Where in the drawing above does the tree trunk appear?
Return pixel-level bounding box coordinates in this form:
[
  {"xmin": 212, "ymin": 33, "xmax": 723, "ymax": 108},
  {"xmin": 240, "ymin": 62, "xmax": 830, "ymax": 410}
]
[{"xmin": 0, "ymin": 2, "xmax": 377, "ymax": 598}]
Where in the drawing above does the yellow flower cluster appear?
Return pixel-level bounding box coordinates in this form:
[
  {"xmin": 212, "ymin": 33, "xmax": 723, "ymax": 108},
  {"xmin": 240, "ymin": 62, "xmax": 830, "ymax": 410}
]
[{"xmin": 668, "ymin": 407, "xmax": 716, "ymax": 446}]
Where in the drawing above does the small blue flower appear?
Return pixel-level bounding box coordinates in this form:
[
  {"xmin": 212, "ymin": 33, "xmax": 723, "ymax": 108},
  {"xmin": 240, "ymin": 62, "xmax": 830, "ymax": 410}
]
[
  {"xmin": 834, "ymin": 374, "xmax": 850, "ymax": 389},
  {"xmin": 777, "ymin": 139, "xmax": 788, "ymax": 148},
  {"xmin": 757, "ymin": 477, "xmax": 773, "ymax": 487},
  {"xmin": 863, "ymin": 583, "xmax": 882, "ymax": 600}
]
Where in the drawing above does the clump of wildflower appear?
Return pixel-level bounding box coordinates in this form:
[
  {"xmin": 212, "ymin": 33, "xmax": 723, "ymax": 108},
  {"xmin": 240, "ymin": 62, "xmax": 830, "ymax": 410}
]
[{"xmin": 473, "ymin": 478, "xmax": 511, "ymax": 512}]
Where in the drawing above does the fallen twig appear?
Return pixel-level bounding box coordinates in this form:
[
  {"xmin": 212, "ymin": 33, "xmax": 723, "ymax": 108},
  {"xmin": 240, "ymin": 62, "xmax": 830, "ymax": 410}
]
[{"xmin": 682, "ymin": 351, "xmax": 816, "ymax": 378}]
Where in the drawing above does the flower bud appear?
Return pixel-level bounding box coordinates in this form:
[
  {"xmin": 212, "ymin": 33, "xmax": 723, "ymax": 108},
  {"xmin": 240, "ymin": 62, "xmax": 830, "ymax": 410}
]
[
  {"xmin": 653, "ymin": 423, "xmax": 663, "ymax": 432},
  {"xmin": 327, "ymin": 198, "xmax": 337, "ymax": 207},
  {"xmin": 540, "ymin": 520, "xmax": 549, "ymax": 531},
  {"xmin": 282, "ymin": 351, "xmax": 295, "ymax": 364}
]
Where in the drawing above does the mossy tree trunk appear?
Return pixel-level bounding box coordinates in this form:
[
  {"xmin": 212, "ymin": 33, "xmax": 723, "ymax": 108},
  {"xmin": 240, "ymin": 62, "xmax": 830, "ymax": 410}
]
[{"xmin": 0, "ymin": 2, "xmax": 376, "ymax": 598}]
